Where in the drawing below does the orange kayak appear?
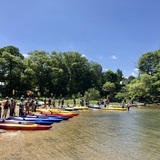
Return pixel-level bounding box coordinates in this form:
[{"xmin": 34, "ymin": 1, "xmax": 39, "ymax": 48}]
[
  {"xmin": 37, "ymin": 108, "xmax": 79, "ymax": 116},
  {"xmin": 0, "ymin": 123, "xmax": 52, "ymax": 130}
]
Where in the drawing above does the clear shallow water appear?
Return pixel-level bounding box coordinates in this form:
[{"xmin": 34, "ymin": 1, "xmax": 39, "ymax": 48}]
[{"xmin": 0, "ymin": 107, "xmax": 160, "ymax": 160}]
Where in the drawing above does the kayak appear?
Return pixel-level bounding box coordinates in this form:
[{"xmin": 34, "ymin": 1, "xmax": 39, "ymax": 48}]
[
  {"xmin": 101, "ymin": 107, "xmax": 127, "ymax": 111},
  {"xmin": 0, "ymin": 123, "xmax": 52, "ymax": 130},
  {"xmin": 7, "ymin": 117, "xmax": 54, "ymax": 125},
  {"xmin": 25, "ymin": 115, "xmax": 63, "ymax": 122},
  {"xmin": 8, "ymin": 116, "xmax": 61, "ymax": 123},
  {"xmin": 72, "ymin": 106, "xmax": 89, "ymax": 110},
  {"xmin": 40, "ymin": 111, "xmax": 75, "ymax": 118},
  {"xmin": 49, "ymin": 109, "xmax": 79, "ymax": 116},
  {"xmin": 29, "ymin": 112, "xmax": 70, "ymax": 120},
  {"xmin": 88, "ymin": 104, "xmax": 102, "ymax": 109},
  {"xmin": 37, "ymin": 108, "xmax": 79, "ymax": 116},
  {"xmin": 63, "ymin": 107, "xmax": 79, "ymax": 111},
  {"xmin": 36, "ymin": 109, "xmax": 78, "ymax": 118},
  {"xmin": 0, "ymin": 119, "xmax": 34, "ymax": 125}
]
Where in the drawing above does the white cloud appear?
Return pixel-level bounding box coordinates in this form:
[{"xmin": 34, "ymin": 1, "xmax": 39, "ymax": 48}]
[
  {"xmin": 134, "ymin": 68, "xmax": 139, "ymax": 72},
  {"xmin": 131, "ymin": 72, "xmax": 137, "ymax": 77},
  {"xmin": 23, "ymin": 54, "xmax": 28, "ymax": 58},
  {"xmin": 99, "ymin": 56, "xmax": 103, "ymax": 59},
  {"xmin": 82, "ymin": 54, "xmax": 87, "ymax": 58},
  {"xmin": 102, "ymin": 68, "xmax": 108, "ymax": 72},
  {"xmin": 111, "ymin": 55, "xmax": 117, "ymax": 59}
]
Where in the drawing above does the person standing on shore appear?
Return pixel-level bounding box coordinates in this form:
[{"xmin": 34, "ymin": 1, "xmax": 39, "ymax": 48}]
[
  {"xmin": 73, "ymin": 97, "xmax": 76, "ymax": 106},
  {"xmin": 127, "ymin": 98, "xmax": 133, "ymax": 111},
  {"xmin": 48, "ymin": 98, "xmax": 51, "ymax": 108},
  {"xmin": 12, "ymin": 97, "xmax": 16, "ymax": 116},
  {"xmin": 34, "ymin": 98, "xmax": 39, "ymax": 112},
  {"xmin": 0, "ymin": 103, "xmax": 2, "ymax": 119},
  {"xmin": 2, "ymin": 97, "xmax": 10, "ymax": 119},
  {"xmin": 52, "ymin": 97, "xmax": 56, "ymax": 108},
  {"xmin": 122, "ymin": 99, "xmax": 126, "ymax": 108},
  {"xmin": 61, "ymin": 97, "xmax": 64, "ymax": 108},
  {"xmin": 19, "ymin": 98, "xmax": 25, "ymax": 116},
  {"xmin": 104, "ymin": 96, "xmax": 110, "ymax": 107},
  {"xmin": 44, "ymin": 98, "xmax": 47, "ymax": 108},
  {"xmin": 9, "ymin": 98, "xmax": 15, "ymax": 116}
]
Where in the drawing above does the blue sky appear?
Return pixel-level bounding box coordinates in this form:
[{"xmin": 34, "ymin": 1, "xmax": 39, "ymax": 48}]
[{"xmin": 0, "ymin": 0, "xmax": 160, "ymax": 77}]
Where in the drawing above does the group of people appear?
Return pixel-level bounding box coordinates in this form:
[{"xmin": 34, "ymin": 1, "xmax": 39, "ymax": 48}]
[
  {"xmin": 43, "ymin": 97, "xmax": 60, "ymax": 108},
  {"xmin": 42, "ymin": 96, "xmax": 90, "ymax": 108},
  {"xmin": 0, "ymin": 96, "xmax": 16, "ymax": 119},
  {"xmin": 97, "ymin": 97, "xmax": 110, "ymax": 107},
  {"xmin": 121, "ymin": 99, "xmax": 133, "ymax": 111},
  {"xmin": 80, "ymin": 97, "xmax": 89, "ymax": 106},
  {"xmin": 0, "ymin": 96, "xmax": 39, "ymax": 119},
  {"xmin": 19, "ymin": 97, "xmax": 39, "ymax": 116},
  {"xmin": 96, "ymin": 97, "xmax": 133, "ymax": 111}
]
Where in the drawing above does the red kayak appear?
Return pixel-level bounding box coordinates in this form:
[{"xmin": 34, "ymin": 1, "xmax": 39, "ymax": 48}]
[{"xmin": 0, "ymin": 123, "xmax": 52, "ymax": 130}]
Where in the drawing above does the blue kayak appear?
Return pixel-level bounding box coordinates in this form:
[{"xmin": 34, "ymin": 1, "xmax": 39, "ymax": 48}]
[
  {"xmin": 3, "ymin": 118, "xmax": 53, "ymax": 125},
  {"xmin": 28, "ymin": 114, "xmax": 70, "ymax": 120},
  {"xmin": 25, "ymin": 115, "xmax": 64, "ymax": 122},
  {"xmin": 8, "ymin": 116, "xmax": 62, "ymax": 123}
]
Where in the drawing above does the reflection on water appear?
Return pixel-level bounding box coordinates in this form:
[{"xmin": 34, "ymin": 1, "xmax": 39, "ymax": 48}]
[{"xmin": 0, "ymin": 107, "xmax": 160, "ymax": 160}]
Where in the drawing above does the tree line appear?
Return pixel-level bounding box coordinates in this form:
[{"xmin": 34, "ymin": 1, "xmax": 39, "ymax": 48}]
[{"xmin": 0, "ymin": 46, "xmax": 160, "ymax": 103}]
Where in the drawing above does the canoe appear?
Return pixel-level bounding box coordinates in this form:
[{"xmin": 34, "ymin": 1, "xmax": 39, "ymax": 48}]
[
  {"xmin": 0, "ymin": 123, "xmax": 52, "ymax": 130},
  {"xmin": 102, "ymin": 107, "xmax": 127, "ymax": 111}
]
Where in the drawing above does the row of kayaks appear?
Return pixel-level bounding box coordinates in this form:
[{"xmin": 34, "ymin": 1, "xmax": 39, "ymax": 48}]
[
  {"xmin": 0, "ymin": 109, "xmax": 79, "ymax": 131},
  {"xmin": 61, "ymin": 105, "xmax": 128, "ymax": 111},
  {"xmin": 0, "ymin": 105, "xmax": 128, "ymax": 131},
  {"xmin": 88, "ymin": 105, "xmax": 127, "ymax": 111}
]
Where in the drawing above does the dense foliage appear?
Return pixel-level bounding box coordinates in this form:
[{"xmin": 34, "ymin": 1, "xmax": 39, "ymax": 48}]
[{"xmin": 0, "ymin": 46, "xmax": 160, "ymax": 103}]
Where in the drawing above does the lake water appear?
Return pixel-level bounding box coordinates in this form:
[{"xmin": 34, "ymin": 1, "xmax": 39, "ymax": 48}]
[{"xmin": 0, "ymin": 107, "xmax": 160, "ymax": 160}]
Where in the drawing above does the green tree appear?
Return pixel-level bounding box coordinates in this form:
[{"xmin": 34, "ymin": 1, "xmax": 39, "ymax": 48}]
[
  {"xmin": 89, "ymin": 62, "xmax": 103, "ymax": 91},
  {"xmin": 26, "ymin": 50, "xmax": 51, "ymax": 96},
  {"xmin": 138, "ymin": 50, "xmax": 160, "ymax": 75},
  {"xmin": 63, "ymin": 52, "xmax": 91, "ymax": 95},
  {"xmin": 103, "ymin": 70, "xmax": 118, "ymax": 83},
  {"xmin": 102, "ymin": 81, "xmax": 116, "ymax": 96},
  {"xmin": 126, "ymin": 74, "xmax": 160, "ymax": 102},
  {"xmin": 0, "ymin": 46, "xmax": 24, "ymax": 95}
]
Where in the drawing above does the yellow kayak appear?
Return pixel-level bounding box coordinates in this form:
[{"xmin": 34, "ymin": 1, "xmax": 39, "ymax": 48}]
[
  {"xmin": 102, "ymin": 107, "xmax": 127, "ymax": 111},
  {"xmin": 37, "ymin": 108, "xmax": 77, "ymax": 114}
]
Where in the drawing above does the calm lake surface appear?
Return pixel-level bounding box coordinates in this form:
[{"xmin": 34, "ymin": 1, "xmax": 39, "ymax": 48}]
[{"xmin": 0, "ymin": 107, "xmax": 160, "ymax": 160}]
